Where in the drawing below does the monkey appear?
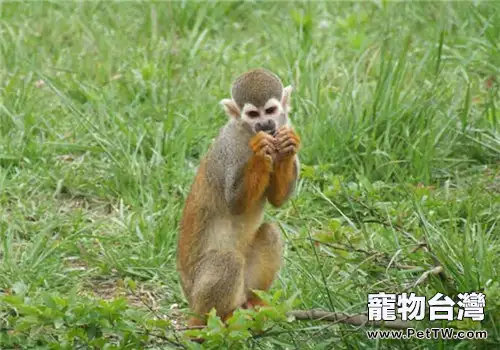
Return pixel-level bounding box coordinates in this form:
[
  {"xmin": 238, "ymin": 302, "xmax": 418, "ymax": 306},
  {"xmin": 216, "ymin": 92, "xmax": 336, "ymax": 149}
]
[{"xmin": 176, "ymin": 68, "xmax": 301, "ymax": 327}]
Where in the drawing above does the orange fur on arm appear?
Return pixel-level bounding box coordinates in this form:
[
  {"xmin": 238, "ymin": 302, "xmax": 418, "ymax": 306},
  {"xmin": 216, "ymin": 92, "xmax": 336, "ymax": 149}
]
[
  {"xmin": 241, "ymin": 154, "xmax": 272, "ymax": 209},
  {"xmin": 226, "ymin": 153, "xmax": 273, "ymax": 215},
  {"xmin": 267, "ymin": 155, "xmax": 298, "ymax": 207}
]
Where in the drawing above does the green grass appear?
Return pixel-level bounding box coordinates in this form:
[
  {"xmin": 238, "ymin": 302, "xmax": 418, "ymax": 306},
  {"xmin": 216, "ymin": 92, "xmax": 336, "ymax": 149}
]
[{"xmin": 0, "ymin": 1, "xmax": 499, "ymax": 349}]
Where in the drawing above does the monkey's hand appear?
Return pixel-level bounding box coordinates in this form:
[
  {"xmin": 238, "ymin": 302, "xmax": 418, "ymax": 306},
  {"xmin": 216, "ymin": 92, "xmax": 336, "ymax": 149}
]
[
  {"xmin": 249, "ymin": 131, "xmax": 276, "ymax": 170},
  {"xmin": 274, "ymin": 126, "xmax": 300, "ymax": 161}
]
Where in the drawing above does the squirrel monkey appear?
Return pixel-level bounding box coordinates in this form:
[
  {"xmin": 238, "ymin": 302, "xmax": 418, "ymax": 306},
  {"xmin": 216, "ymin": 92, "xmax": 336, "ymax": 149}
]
[{"xmin": 177, "ymin": 68, "xmax": 300, "ymax": 326}]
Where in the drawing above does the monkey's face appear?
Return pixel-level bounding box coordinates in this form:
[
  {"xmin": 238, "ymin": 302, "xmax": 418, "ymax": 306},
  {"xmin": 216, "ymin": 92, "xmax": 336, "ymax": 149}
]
[{"xmin": 240, "ymin": 98, "xmax": 288, "ymax": 136}]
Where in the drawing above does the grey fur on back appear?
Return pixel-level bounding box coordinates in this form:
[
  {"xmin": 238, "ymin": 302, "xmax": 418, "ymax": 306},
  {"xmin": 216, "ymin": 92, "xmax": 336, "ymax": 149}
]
[{"xmin": 231, "ymin": 68, "xmax": 283, "ymax": 109}]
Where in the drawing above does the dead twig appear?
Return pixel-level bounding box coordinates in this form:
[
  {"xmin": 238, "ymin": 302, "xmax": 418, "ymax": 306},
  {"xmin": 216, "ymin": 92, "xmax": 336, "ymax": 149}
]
[
  {"xmin": 401, "ymin": 266, "xmax": 443, "ymax": 293},
  {"xmin": 286, "ymin": 309, "xmax": 411, "ymax": 330},
  {"xmin": 353, "ymin": 198, "xmax": 454, "ymax": 289},
  {"xmin": 311, "ymin": 239, "xmax": 420, "ymax": 270},
  {"xmin": 176, "ymin": 309, "xmax": 411, "ymax": 332}
]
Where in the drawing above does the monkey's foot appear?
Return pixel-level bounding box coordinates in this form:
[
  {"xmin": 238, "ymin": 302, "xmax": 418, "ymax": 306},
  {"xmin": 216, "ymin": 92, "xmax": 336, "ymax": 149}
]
[
  {"xmin": 187, "ymin": 316, "xmax": 206, "ymax": 328},
  {"xmin": 222, "ymin": 310, "xmax": 235, "ymax": 323},
  {"xmin": 186, "ymin": 317, "xmax": 207, "ymax": 343},
  {"xmin": 243, "ymin": 297, "xmax": 268, "ymax": 309}
]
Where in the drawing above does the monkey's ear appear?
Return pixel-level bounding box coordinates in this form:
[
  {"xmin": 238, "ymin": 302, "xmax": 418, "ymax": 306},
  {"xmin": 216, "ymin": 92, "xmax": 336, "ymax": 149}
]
[
  {"xmin": 220, "ymin": 99, "xmax": 241, "ymax": 119},
  {"xmin": 281, "ymin": 85, "xmax": 293, "ymax": 113}
]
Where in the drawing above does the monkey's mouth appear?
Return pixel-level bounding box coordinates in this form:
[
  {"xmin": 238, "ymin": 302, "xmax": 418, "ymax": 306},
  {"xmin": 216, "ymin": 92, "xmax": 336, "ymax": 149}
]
[{"xmin": 254, "ymin": 125, "xmax": 276, "ymax": 136}]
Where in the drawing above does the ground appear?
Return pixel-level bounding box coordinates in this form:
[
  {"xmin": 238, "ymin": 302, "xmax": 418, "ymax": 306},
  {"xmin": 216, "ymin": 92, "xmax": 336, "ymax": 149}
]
[{"xmin": 0, "ymin": 1, "xmax": 499, "ymax": 349}]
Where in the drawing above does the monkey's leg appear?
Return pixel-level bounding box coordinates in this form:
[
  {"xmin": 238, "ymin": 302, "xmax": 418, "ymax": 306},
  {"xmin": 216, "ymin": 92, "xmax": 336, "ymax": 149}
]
[
  {"xmin": 244, "ymin": 222, "xmax": 283, "ymax": 308},
  {"xmin": 189, "ymin": 251, "xmax": 246, "ymax": 326}
]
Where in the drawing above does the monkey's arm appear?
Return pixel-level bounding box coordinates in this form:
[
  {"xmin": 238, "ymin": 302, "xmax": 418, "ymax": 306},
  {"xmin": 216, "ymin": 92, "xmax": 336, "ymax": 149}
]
[
  {"xmin": 225, "ymin": 132, "xmax": 274, "ymax": 215},
  {"xmin": 267, "ymin": 127, "xmax": 300, "ymax": 208}
]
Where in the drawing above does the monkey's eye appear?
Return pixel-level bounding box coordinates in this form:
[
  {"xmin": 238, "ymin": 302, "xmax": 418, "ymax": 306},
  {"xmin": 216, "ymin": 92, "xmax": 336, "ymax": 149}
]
[
  {"xmin": 247, "ymin": 111, "xmax": 260, "ymax": 118},
  {"xmin": 265, "ymin": 106, "xmax": 277, "ymax": 114}
]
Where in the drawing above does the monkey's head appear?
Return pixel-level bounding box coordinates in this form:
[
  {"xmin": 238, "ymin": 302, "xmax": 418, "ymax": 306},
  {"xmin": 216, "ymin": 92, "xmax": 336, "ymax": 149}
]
[{"xmin": 220, "ymin": 68, "xmax": 293, "ymax": 135}]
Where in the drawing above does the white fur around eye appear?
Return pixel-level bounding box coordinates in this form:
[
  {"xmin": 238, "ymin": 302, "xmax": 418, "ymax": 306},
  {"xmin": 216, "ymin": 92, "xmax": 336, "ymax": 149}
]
[
  {"xmin": 265, "ymin": 106, "xmax": 278, "ymax": 115},
  {"xmin": 242, "ymin": 103, "xmax": 260, "ymax": 117},
  {"xmin": 263, "ymin": 98, "xmax": 282, "ymax": 116}
]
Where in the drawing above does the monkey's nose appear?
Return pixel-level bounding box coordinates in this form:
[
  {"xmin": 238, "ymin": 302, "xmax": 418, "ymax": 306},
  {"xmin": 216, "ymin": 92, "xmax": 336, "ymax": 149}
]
[{"xmin": 256, "ymin": 120, "xmax": 276, "ymax": 135}]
